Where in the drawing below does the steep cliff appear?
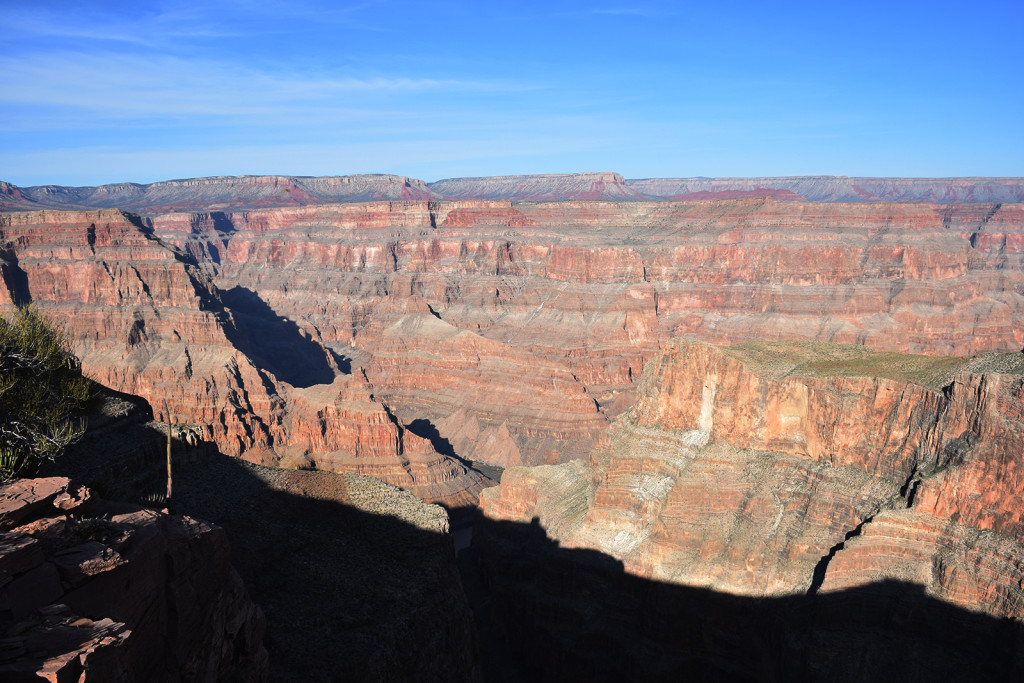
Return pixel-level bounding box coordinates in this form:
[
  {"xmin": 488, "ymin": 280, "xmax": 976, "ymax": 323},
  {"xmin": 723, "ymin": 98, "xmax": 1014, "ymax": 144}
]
[
  {"xmin": 481, "ymin": 340, "xmax": 1024, "ymax": 601},
  {"xmin": 0, "ymin": 209, "xmax": 487, "ymax": 505},
  {"xmin": 3, "ymin": 196, "xmax": 1022, "ymax": 478},
  {"xmin": 472, "ymin": 340, "xmax": 1024, "ymax": 679},
  {"xmin": 0, "ymin": 477, "xmax": 268, "ymax": 681},
  {"xmin": 140, "ymin": 197, "xmax": 1024, "ymax": 468}
]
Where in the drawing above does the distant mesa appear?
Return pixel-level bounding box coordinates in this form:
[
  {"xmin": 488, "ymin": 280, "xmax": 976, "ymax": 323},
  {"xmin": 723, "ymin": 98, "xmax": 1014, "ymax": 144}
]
[{"xmin": 4, "ymin": 172, "xmax": 1024, "ymax": 213}]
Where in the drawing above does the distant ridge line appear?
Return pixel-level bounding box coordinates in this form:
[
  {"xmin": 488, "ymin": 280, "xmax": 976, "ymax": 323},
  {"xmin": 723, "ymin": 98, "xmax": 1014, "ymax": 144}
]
[{"xmin": 3, "ymin": 173, "xmax": 1023, "ymax": 212}]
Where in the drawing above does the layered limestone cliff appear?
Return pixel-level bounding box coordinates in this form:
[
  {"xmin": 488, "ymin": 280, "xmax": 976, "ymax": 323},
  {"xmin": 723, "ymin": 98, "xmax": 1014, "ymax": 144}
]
[
  {"xmin": 0, "ymin": 209, "xmax": 487, "ymax": 505},
  {"xmin": 3, "ymin": 197, "xmax": 1022, "ymax": 477},
  {"xmin": 0, "ymin": 477, "xmax": 268, "ymax": 681},
  {"xmin": 473, "ymin": 340, "xmax": 1024, "ymax": 679},
  {"xmin": 481, "ymin": 340, "xmax": 1024, "ymax": 604},
  {"xmin": 139, "ymin": 198, "xmax": 1024, "ymax": 468}
]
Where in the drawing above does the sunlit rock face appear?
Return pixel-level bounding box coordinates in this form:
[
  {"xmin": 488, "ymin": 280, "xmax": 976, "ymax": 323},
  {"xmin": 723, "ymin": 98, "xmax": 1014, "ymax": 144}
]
[
  {"xmin": 480, "ymin": 340, "xmax": 1024, "ymax": 611},
  {"xmin": 472, "ymin": 340, "xmax": 1024, "ymax": 681},
  {"xmin": 2, "ymin": 192, "xmax": 1022, "ymax": 492},
  {"xmin": 0, "ymin": 209, "xmax": 487, "ymax": 506},
  {"xmin": 143, "ymin": 196, "xmax": 1023, "ymax": 469}
]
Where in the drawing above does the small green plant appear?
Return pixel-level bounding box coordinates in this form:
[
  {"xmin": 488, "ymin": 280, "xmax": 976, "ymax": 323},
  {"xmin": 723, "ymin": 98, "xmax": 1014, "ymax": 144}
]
[
  {"xmin": 140, "ymin": 492, "xmax": 167, "ymax": 509},
  {"xmin": 0, "ymin": 305, "xmax": 94, "ymax": 482},
  {"xmin": 68, "ymin": 514, "xmax": 121, "ymax": 544}
]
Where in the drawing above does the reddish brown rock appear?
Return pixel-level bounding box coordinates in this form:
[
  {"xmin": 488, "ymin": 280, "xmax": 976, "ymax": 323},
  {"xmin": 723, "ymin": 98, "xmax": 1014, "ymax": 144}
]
[
  {"xmin": 136, "ymin": 197, "xmax": 1024, "ymax": 469},
  {"xmin": 0, "ymin": 209, "xmax": 486, "ymax": 506},
  {"xmin": 480, "ymin": 340, "xmax": 1024, "ymax": 618},
  {"xmin": 0, "ymin": 477, "xmax": 267, "ymax": 681}
]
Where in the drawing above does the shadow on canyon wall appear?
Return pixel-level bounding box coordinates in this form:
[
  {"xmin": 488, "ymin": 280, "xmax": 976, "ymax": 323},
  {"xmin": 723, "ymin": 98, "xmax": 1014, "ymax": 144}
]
[
  {"xmin": 219, "ymin": 285, "xmax": 340, "ymax": 387},
  {"xmin": 51, "ymin": 406, "xmax": 1024, "ymax": 683},
  {"xmin": 463, "ymin": 514, "xmax": 1024, "ymax": 683}
]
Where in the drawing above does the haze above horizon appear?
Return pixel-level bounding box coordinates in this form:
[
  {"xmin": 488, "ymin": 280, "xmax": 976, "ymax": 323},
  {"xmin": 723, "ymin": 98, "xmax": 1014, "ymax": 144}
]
[{"xmin": 2, "ymin": 0, "xmax": 1022, "ymax": 186}]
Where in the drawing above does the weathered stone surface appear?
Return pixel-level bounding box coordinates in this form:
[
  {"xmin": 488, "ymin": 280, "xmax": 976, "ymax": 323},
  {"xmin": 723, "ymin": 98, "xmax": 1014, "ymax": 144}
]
[
  {"xmin": 480, "ymin": 340, "xmax": 1024, "ymax": 610},
  {"xmin": 0, "ymin": 209, "xmax": 488, "ymax": 506},
  {"xmin": 472, "ymin": 340, "xmax": 1024, "ymax": 680},
  {"xmin": 4, "ymin": 195, "xmax": 1023, "ymax": 482},
  {"xmin": 0, "ymin": 477, "xmax": 267, "ymax": 681},
  {"xmin": 136, "ymin": 197, "xmax": 1024, "ymax": 469}
]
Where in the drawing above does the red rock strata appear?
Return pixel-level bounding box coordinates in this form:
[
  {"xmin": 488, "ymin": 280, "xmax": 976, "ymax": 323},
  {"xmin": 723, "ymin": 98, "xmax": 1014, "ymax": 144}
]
[
  {"xmin": 480, "ymin": 340, "xmax": 1024, "ymax": 620},
  {"xmin": 0, "ymin": 477, "xmax": 267, "ymax": 681},
  {"xmin": 138, "ymin": 197, "xmax": 1024, "ymax": 468},
  {"xmin": 0, "ymin": 209, "xmax": 487, "ymax": 505}
]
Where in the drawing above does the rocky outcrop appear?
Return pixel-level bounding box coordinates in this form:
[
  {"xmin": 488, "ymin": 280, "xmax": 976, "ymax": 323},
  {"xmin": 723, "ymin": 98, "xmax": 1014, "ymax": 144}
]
[
  {"xmin": 0, "ymin": 477, "xmax": 267, "ymax": 681},
  {"xmin": 472, "ymin": 340, "xmax": 1024, "ymax": 679},
  {"xmin": 480, "ymin": 339, "xmax": 1024, "ymax": 604},
  {"xmin": 172, "ymin": 457, "xmax": 481, "ymax": 682},
  {"xmin": 0, "ymin": 209, "xmax": 488, "ymax": 506}
]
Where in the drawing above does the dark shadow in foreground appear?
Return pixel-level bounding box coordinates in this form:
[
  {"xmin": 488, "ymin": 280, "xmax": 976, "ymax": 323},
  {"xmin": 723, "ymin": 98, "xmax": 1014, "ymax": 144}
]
[{"xmin": 462, "ymin": 513, "xmax": 1024, "ymax": 683}]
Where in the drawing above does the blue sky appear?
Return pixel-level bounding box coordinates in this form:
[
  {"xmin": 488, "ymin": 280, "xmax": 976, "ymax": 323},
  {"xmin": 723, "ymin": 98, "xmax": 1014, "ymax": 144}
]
[{"xmin": 2, "ymin": 0, "xmax": 1022, "ymax": 185}]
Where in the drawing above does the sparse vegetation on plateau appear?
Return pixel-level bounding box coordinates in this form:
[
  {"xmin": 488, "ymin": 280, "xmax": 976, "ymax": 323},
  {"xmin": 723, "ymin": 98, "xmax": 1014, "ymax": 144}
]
[{"xmin": 0, "ymin": 305, "xmax": 93, "ymax": 481}]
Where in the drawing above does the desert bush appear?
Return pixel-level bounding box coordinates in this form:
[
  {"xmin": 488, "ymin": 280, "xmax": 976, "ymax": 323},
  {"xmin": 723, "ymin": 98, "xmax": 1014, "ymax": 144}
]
[{"xmin": 0, "ymin": 305, "xmax": 93, "ymax": 481}]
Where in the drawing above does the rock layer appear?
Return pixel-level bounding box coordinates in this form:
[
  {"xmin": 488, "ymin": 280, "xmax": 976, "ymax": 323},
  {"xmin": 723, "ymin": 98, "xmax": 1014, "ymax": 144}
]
[
  {"xmin": 480, "ymin": 340, "xmax": 1024, "ymax": 607},
  {"xmin": 0, "ymin": 477, "xmax": 268, "ymax": 681},
  {"xmin": 139, "ymin": 197, "xmax": 1024, "ymax": 468},
  {"xmin": 473, "ymin": 340, "xmax": 1024, "ymax": 679},
  {"xmin": 3, "ymin": 196, "xmax": 1022, "ymax": 478},
  {"xmin": 0, "ymin": 209, "xmax": 487, "ymax": 505}
]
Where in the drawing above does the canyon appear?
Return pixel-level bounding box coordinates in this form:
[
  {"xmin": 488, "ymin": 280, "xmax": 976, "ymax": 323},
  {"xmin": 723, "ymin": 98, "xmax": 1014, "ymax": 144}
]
[{"xmin": 1, "ymin": 172, "xmax": 1023, "ymax": 680}]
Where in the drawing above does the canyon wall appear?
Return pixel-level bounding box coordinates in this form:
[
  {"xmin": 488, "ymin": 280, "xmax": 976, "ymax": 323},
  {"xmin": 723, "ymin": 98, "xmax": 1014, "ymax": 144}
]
[
  {"xmin": 146, "ymin": 197, "xmax": 1023, "ymax": 468},
  {"xmin": 0, "ymin": 209, "xmax": 487, "ymax": 506},
  {"xmin": 472, "ymin": 339, "xmax": 1024, "ymax": 679},
  {"xmin": 2, "ymin": 195, "xmax": 1021, "ymax": 481}
]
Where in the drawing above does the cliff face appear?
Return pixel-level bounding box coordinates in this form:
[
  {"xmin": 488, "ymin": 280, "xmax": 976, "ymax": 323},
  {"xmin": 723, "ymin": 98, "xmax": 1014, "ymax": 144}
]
[
  {"xmin": 480, "ymin": 340, "xmax": 1024, "ymax": 608},
  {"xmin": 141, "ymin": 197, "xmax": 1024, "ymax": 468},
  {"xmin": 3, "ymin": 196, "xmax": 1022, "ymax": 478},
  {"xmin": 0, "ymin": 477, "xmax": 267, "ymax": 681},
  {"xmin": 0, "ymin": 209, "xmax": 487, "ymax": 506},
  {"xmin": 473, "ymin": 340, "xmax": 1024, "ymax": 679}
]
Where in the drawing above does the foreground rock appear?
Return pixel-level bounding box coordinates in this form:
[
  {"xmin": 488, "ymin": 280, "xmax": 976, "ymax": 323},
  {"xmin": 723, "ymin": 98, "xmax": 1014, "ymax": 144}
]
[
  {"xmin": 0, "ymin": 477, "xmax": 267, "ymax": 681},
  {"xmin": 473, "ymin": 340, "xmax": 1024, "ymax": 680}
]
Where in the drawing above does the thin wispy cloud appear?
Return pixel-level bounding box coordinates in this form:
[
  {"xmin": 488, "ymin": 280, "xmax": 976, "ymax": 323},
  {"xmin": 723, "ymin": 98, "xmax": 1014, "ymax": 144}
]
[
  {"xmin": 0, "ymin": 52, "xmax": 498, "ymax": 124},
  {"xmin": 1, "ymin": 0, "xmax": 1020, "ymax": 184}
]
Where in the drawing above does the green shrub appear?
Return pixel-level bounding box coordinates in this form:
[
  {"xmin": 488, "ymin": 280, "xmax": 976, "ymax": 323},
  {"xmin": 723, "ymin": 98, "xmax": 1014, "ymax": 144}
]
[{"xmin": 0, "ymin": 305, "xmax": 93, "ymax": 482}]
